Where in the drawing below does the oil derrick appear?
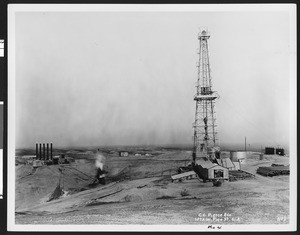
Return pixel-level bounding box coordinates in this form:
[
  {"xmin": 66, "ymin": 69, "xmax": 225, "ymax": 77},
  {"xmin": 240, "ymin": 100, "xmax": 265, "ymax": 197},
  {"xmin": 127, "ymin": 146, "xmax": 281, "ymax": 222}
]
[{"xmin": 192, "ymin": 29, "xmax": 219, "ymax": 163}]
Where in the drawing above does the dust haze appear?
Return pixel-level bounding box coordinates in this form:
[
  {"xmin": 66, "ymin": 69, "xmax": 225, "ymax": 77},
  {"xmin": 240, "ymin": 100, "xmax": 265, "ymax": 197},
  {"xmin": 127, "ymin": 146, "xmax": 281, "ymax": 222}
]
[{"xmin": 15, "ymin": 11, "xmax": 291, "ymax": 149}]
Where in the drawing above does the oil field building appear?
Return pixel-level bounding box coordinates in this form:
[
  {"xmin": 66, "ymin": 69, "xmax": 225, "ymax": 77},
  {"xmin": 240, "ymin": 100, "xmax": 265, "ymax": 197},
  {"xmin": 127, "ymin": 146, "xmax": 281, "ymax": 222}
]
[
  {"xmin": 230, "ymin": 151, "xmax": 247, "ymax": 166},
  {"xmin": 265, "ymin": 147, "xmax": 285, "ymax": 156},
  {"xmin": 275, "ymin": 148, "xmax": 285, "ymax": 156},
  {"xmin": 196, "ymin": 159, "xmax": 229, "ymax": 180},
  {"xmin": 119, "ymin": 151, "xmax": 129, "ymax": 157},
  {"xmin": 265, "ymin": 147, "xmax": 275, "ymax": 155}
]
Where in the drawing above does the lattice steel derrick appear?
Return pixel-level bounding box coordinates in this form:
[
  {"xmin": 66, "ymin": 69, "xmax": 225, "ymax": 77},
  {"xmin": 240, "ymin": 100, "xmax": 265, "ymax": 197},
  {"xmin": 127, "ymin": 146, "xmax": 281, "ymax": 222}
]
[{"xmin": 193, "ymin": 30, "xmax": 219, "ymax": 160}]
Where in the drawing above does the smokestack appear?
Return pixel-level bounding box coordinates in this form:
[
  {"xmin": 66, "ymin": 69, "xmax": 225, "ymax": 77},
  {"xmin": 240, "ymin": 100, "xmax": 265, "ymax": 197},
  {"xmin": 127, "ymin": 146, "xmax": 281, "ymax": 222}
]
[
  {"xmin": 47, "ymin": 143, "xmax": 49, "ymax": 160},
  {"xmin": 50, "ymin": 143, "xmax": 53, "ymax": 160},
  {"xmin": 39, "ymin": 143, "xmax": 42, "ymax": 160},
  {"xmin": 36, "ymin": 143, "xmax": 38, "ymax": 159},
  {"xmin": 43, "ymin": 143, "xmax": 45, "ymax": 160}
]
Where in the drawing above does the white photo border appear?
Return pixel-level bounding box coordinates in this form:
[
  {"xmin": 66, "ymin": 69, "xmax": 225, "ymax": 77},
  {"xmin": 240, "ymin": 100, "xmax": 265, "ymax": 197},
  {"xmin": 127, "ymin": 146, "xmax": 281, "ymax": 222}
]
[{"xmin": 7, "ymin": 3, "xmax": 297, "ymax": 232}]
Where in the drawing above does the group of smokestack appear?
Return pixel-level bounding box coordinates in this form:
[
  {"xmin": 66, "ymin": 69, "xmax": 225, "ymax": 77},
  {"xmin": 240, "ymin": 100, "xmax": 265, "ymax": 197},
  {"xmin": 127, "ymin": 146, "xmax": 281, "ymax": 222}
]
[{"xmin": 36, "ymin": 143, "xmax": 53, "ymax": 160}]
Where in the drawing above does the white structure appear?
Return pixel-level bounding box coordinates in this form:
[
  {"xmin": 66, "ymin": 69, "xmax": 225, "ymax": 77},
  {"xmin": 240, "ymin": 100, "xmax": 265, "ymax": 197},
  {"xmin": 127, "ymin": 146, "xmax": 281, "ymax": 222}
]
[
  {"xmin": 230, "ymin": 151, "xmax": 247, "ymax": 162},
  {"xmin": 21, "ymin": 155, "xmax": 36, "ymax": 159},
  {"xmin": 119, "ymin": 151, "xmax": 129, "ymax": 157},
  {"xmin": 233, "ymin": 162, "xmax": 241, "ymax": 170},
  {"xmin": 217, "ymin": 158, "xmax": 236, "ymax": 170},
  {"xmin": 33, "ymin": 160, "xmax": 43, "ymax": 168}
]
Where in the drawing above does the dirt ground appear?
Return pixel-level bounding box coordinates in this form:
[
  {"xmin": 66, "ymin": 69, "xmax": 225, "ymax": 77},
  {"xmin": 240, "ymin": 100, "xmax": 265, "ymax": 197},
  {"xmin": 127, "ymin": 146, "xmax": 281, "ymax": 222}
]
[{"xmin": 15, "ymin": 150, "xmax": 290, "ymax": 225}]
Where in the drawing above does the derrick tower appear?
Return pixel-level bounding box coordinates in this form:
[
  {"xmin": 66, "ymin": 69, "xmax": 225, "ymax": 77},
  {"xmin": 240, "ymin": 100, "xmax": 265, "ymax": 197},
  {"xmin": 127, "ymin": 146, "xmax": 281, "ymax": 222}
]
[{"xmin": 192, "ymin": 29, "xmax": 219, "ymax": 162}]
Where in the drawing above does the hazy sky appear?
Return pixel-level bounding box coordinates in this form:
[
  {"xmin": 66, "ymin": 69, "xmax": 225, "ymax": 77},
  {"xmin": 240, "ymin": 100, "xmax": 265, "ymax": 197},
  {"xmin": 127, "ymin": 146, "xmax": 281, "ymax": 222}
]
[{"xmin": 13, "ymin": 8, "xmax": 295, "ymax": 149}]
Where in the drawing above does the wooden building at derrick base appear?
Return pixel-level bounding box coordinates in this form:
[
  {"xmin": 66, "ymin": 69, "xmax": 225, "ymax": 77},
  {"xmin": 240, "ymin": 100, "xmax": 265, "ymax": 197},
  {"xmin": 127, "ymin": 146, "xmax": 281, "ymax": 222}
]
[{"xmin": 194, "ymin": 159, "xmax": 229, "ymax": 181}]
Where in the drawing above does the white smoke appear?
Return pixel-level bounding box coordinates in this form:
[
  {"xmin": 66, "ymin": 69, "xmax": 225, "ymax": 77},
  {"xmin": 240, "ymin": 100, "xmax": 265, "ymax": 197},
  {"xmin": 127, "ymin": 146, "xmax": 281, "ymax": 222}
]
[{"xmin": 95, "ymin": 153, "xmax": 106, "ymax": 170}]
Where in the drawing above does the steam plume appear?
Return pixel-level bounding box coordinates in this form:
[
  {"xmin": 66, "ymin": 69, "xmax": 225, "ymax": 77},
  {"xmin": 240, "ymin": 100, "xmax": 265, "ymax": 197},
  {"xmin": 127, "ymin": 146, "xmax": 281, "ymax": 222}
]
[{"xmin": 95, "ymin": 153, "xmax": 106, "ymax": 170}]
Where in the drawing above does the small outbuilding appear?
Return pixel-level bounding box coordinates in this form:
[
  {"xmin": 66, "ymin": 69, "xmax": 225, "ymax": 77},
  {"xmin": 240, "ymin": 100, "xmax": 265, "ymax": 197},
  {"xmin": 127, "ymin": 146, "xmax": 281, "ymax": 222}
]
[
  {"xmin": 32, "ymin": 160, "xmax": 43, "ymax": 168},
  {"xmin": 119, "ymin": 151, "xmax": 129, "ymax": 157},
  {"xmin": 265, "ymin": 147, "xmax": 275, "ymax": 155},
  {"xmin": 275, "ymin": 148, "xmax": 285, "ymax": 156},
  {"xmin": 265, "ymin": 147, "xmax": 285, "ymax": 156},
  {"xmin": 59, "ymin": 154, "xmax": 69, "ymax": 164},
  {"xmin": 52, "ymin": 156, "xmax": 60, "ymax": 165}
]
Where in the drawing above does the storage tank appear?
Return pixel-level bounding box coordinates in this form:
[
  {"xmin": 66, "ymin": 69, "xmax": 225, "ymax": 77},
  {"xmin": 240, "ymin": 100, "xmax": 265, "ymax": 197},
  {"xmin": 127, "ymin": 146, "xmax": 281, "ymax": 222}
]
[{"xmin": 230, "ymin": 151, "xmax": 247, "ymax": 162}]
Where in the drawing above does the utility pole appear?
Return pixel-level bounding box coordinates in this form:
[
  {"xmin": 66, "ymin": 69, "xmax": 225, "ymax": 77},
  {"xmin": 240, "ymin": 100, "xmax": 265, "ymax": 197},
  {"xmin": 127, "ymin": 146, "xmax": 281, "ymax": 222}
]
[
  {"xmin": 192, "ymin": 29, "xmax": 219, "ymax": 162},
  {"xmin": 245, "ymin": 136, "xmax": 247, "ymax": 152}
]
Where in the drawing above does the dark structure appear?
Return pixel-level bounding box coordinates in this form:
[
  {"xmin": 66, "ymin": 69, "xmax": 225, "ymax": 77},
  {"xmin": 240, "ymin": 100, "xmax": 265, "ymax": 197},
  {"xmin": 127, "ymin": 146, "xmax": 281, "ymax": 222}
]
[
  {"xmin": 276, "ymin": 148, "xmax": 285, "ymax": 156},
  {"xmin": 47, "ymin": 143, "xmax": 49, "ymax": 160},
  {"xmin": 257, "ymin": 164, "xmax": 289, "ymax": 177},
  {"xmin": 265, "ymin": 147, "xmax": 275, "ymax": 155},
  {"xmin": 93, "ymin": 168, "xmax": 107, "ymax": 185},
  {"xmin": 43, "ymin": 143, "xmax": 46, "ymax": 160},
  {"xmin": 53, "ymin": 157, "xmax": 59, "ymax": 165},
  {"xmin": 39, "ymin": 143, "xmax": 42, "ymax": 160},
  {"xmin": 50, "ymin": 143, "xmax": 53, "ymax": 159},
  {"xmin": 36, "ymin": 144, "xmax": 38, "ymax": 159},
  {"xmin": 36, "ymin": 143, "xmax": 54, "ymax": 160},
  {"xmin": 265, "ymin": 147, "xmax": 285, "ymax": 156},
  {"xmin": 229, "ymin": 170, "xmax": 255, "ymax": 181}
]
